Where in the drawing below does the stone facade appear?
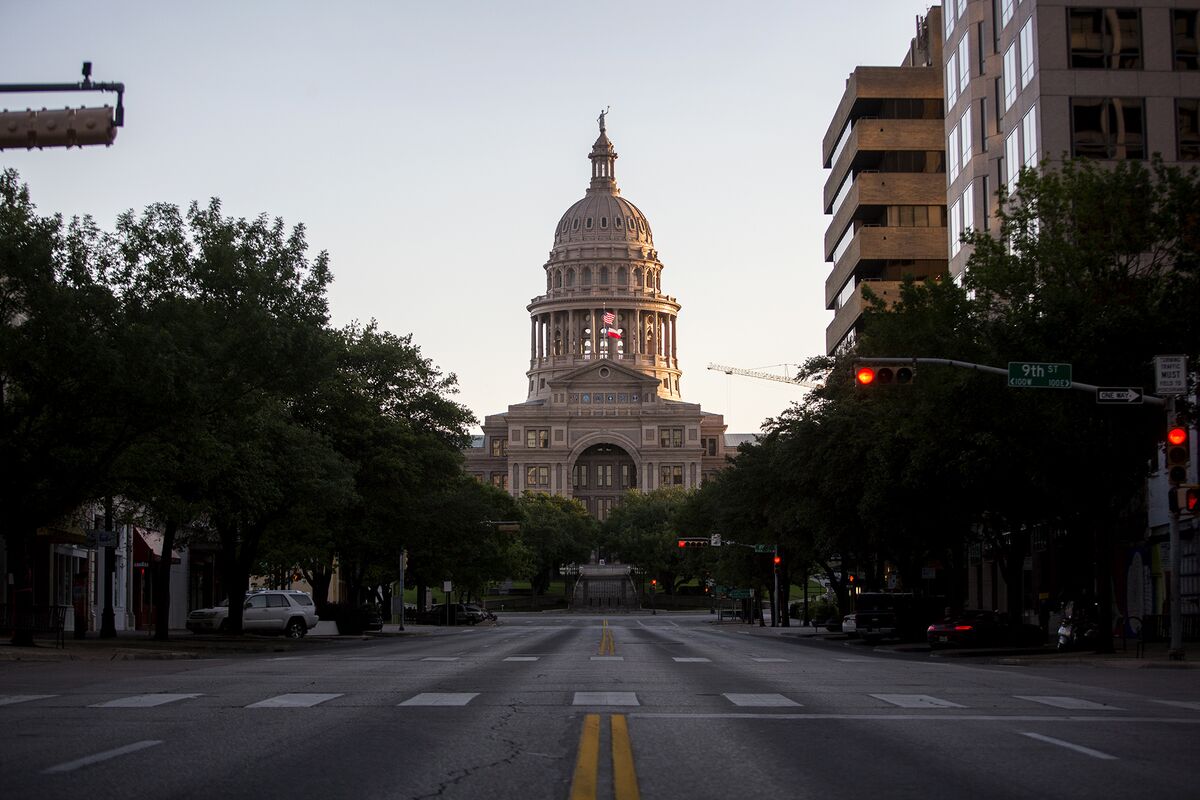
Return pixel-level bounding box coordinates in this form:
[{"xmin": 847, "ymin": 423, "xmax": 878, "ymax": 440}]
[{"xmin": 464, "ymin": 120, "xmax": 730, "ymax": 519}]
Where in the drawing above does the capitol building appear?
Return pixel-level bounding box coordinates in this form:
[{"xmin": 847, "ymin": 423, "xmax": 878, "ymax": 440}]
[{"xmin": 464, "ymin": 117, "xmax": 737, "ymax": 519}]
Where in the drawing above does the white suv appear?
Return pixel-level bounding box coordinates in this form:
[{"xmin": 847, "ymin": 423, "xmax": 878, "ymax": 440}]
[{"xmin": 187, "ymin": 590, "xmax": 319, "ymax": 638}]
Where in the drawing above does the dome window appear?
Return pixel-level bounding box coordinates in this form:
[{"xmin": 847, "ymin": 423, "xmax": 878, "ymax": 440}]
[
  {"xmin": 615, "ymin": 217, "xmax": 623, "ymax": 228},
  {"xmin": 627, "ymin": 216, "xmax": 635, "ymax": 230},
  {"xmin": 586, "ymin": 217, "xmax": 593, "ymax": 229},
  {"xmin": 601, "ymin": 216, "xmax": 608, "ymax": 228},
  {"xmin": 572, "ymin": 218, "xmax": 579, "ymax": 230}
]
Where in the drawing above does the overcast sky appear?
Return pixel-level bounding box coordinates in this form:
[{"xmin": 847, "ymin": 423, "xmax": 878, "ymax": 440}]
[{"xmin": 2, "ymin": 0, "xmax": 933, "ymax": 434}]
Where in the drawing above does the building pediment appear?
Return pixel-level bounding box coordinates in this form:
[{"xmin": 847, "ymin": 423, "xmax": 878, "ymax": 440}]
[{"xmin": 547, "ymin": 358, "xmax": 660, "ymax": 391}]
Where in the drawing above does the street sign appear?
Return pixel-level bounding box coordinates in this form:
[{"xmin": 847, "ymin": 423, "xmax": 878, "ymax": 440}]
[
  {"xmin": 1154, "ymin": 355, "xmax": 1188, "ymax": 395},
  {"xmin": 1007, "ymin": 362, "xmax": 1072, "ymax": 388},
  {"xmin": 753, "ymin": 544, "xmax": 775, "ymax": 553},
  {"xmin": 85, "ymin": 529, "xmax": 118, "ymax": 547},
  {"xmin": 728, "ymin": 588, "xmax": 752, "ymax": 599},
  {"xmin": 710, "ymin": 533, "xmax": 722, "ymax": 547},
  {"xmin": 1096, "ymin": 387, "xmax": 1144, "ymax": 404}
]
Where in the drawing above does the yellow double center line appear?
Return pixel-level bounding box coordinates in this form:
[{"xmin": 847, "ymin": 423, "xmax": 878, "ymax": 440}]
[
  {"xmin": 572, "ymin": 621, "xmax": 639, "ymax": 799},
  {"xmin": 570, "ymin": 714, "xmax": 640, "ymax": 800}
]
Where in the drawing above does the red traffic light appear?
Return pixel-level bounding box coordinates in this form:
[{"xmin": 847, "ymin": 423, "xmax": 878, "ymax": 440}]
[
  {"xmin": 773, "ymin": 555, "xmax": 781, "ymax": 565},
  {"xmin": 1167, "ymin": 425, "xmax": 1190, "ymax": 484},
  {"xmin": 855, "ymin": 367, "xmax": 876, "ymax": 386},
  {"xmin": 651, "ymin": 579, "xmax": 657, "ymax": 587},
  {"xmin": 678, "ymin": 539, "xmax": 687, "ymax": 548},
  {"xmin": 1168, "ymin": 427, "xmax": 1188, "ymax": 446}
]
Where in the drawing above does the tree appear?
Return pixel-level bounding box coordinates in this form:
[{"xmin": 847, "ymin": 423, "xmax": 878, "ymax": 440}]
[
  {"xmin": 601, "ymin": 489, "xmax": 689, "ymax": 592},
  {"xmin": 515, "ymin": 492, "xmax": 596, "ymax": 595}
]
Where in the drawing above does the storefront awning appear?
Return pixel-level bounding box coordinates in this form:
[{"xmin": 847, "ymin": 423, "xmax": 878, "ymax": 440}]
[{"xmin": 134, "ymin": 526, "xmax": 182, "ymax": 564}]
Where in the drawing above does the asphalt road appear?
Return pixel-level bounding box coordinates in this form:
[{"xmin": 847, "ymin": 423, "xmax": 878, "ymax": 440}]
[{"xmin": 1, "ymin": 613, "xmax": 1197, "ymax": 799}]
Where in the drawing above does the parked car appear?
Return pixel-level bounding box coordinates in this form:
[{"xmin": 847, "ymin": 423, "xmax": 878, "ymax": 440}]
[
  {"xmin": 420, "ymin": 603, "xmax": 483, "ymax": 625},
  {"xmin": 927, "ymin": 610, "xmax": 1044, "ymax": 649},
  {"xmin": 186, "ymin": 589, "xmax": 319, "ymax": 638}
]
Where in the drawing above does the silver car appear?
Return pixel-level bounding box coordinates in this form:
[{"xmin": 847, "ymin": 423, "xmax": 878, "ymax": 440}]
[{"xmin": 187, "ymin": 590, "xmax": 319, "ymax": 638}]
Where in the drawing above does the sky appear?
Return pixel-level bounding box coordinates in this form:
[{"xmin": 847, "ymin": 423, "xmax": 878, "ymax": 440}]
[{"xmin": 1, "ymin": 0, "xmax": 933, "ymax": 435}]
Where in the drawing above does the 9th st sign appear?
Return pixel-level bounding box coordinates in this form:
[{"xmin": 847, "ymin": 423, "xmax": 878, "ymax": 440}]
[{"xmin": 1008, "ymin": 361, "xmax": 1072, "ymax": 389}]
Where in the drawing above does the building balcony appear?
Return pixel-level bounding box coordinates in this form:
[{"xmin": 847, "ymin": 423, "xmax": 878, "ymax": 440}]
[
  {"xmin": 822, "ymin": 67, "xmax": 945, "ymax": 166},
  {"xmin": 824, "ymin": 172, "xmax": 948, "ymax": 254},
  {"xmin": 824, "ymin": 119, "xmax": 946, "ymax": 207},
  {"xmin": 825, "ymin": 280, "xmax": 906, "ymax": 354},
  {"xmin": 824, "ymin": 226, "xmax": 947, "ymax": 309}
]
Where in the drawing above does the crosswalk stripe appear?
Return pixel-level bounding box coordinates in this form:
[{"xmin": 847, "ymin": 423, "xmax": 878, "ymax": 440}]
[
  {"xmin": 421, "ymin": 657, "xmax": 460, "ymax": 662},
  {"xmin": 723, "ymin": 693, "xmax": 801, "ymax": 707},
  {"xmin": 672, "ymin": 657, "xmax": 711, "ymax": 663},
  {"xmin": 399, "ymin": 692, "xmax": 479, "ymax": 707},
  {"xmin": 504, "ymin": 656, "xmax": 539, "ymax": 661},
  {"xmin": 871, "ymin": 694, "xmax": 964, "ymax": 708},
  {"xmin": 90, "ymin": 693, "xmax": 201, "ymax": 708},
  {"xmin": 1016, "ymin": 696, "xmax": 1123, "ymax": 710},
  {"xmin": 246, "ymin": 693, "xmax": 343, "ymax": 708},
  {"xmin": 590, "ymin": 656, "xmax": 624, "ymax": 661},
  {"xmin": 1154, "ymin": 700, "xmax": 1200, "ymax": 711},
  {"xmin": 574, "ymin": 692, "xmax": 639, "ymax": 706},
  {"xmin": 0, "ymin": 694, "xmax": 56, "ymax": 706},
  {"xmin": 751, "ymin": 658, "xmax": 789, "ymax": 663}
]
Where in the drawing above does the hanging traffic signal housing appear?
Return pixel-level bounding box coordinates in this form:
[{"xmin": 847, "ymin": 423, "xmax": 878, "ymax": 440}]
[
  {"xmin": 854, "ymin": 363, "xmax": 915, "ymax": 386},
  {"xmin": 1166, "ymin": 425, "xmax": 1190, "ymax": 485},
  {"xmin": 677, "ymin": 538, "xmax": 709, "ymax": 549},
  {"xmin": 0, "ymin": 106, "xmax": 117, "ymax": 150}
]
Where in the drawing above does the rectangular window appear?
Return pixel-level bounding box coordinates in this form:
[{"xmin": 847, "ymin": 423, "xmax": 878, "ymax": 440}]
[
  {"xmin": 573, "ymin": 464, "xmax": 588, "ymax": 488},
  {"xmin": 1005, "ymin": 130, "xmax": 1021, "ymax": 187},
  {"xmin": 950, "ymin": 197, "xmax": 963, "ymax": 256},
  {"xmin": 597, "ymin": 465, "xmax": 613, "ymax": 487},
  {"xmin": 962, "ymin": 183, "xmax": 975, "ymax": 237},
  {"xmin": 659, "ymin": 427, "xmax": 684, "ymax": 448},
  {"xmin": 1022, "ymin": 105, "xmax": 1038, "ymax": 169},
  {"xmin": 1020, "ymin": 18, "xmax": 1035, "ymax": 87},
  {"xmin": 960, "ymin": 108, "xmax": 973, "ymax": 167},
  {"xmin": 1069, "ymin": 8, "xmax": 1141, "ymax": 69},
  {"xmin": 1180, "ymin": 99, "xmax": 1200, "ymax": 160},
  {"xmin": 490, "ymin": 472, "xmax": 508, "ymax": 490},
  {"xmin": 958, "ymin": 35, "xmax": 970, "ymax": 95},
  {"xmin": 526, "ymin": 465, "xmax": 549, "ymax": 487},
  {"xmin": 946, "ymin": 52, "xmax": 959, "ymax": 108},
  {"xmin": 1000, "ymin": 0, "xmax": 1014, "ymax": 29},
  {"xmin": 979, "ymin": 98, "xmax": 988, "ymax": 152},
  {"xmin": 621, "ymin": 464, "xmax": 633, "ymax": 489},
  {"xmin": 490, "ymin": 437, "xmax": 507, "ymax": 457},
  {"xmin": 957, "ymin": 0, "xmax": 967, "ymax": 21},
  {"xmin": 1003, "ymin": 44, "xmax": 1017, "ymax": 111},
  {"xmin": 948, "ymin": 125, "xmax": 961, "ymax": 183},
  {"xmin": 1071, "ymin": 97, "xmax": 1145, "ymax": 159},
  {"xmin": 946, "ymin": 1, "xmax": 955, "ymax": 36},
  {"xmin": 1176, "ymin": 11, "xmax": 1199, "ymax": 70},
  {"xmin": 658, "ymin": 464, "xmax": 684, "ymax": 487},
  {"xmin": 526, "ymin": 429, "xmax": 549, "ymax": 448}
]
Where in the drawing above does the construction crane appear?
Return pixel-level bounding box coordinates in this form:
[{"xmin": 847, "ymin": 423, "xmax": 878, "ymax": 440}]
[{"xmin": 707, "ymin": 363, "xmax": 823, "ymax": 389}]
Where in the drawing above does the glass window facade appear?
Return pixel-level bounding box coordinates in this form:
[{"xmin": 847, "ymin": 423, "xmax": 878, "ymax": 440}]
[{"xmin": 1071, "ymin": 97, "xmax": 1145, "ymax": 159}]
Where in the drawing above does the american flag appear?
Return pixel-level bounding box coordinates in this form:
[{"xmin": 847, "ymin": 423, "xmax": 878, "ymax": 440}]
[{"xmin": 603, "ymin": 311, "xmax": 616, "ymax": 326}]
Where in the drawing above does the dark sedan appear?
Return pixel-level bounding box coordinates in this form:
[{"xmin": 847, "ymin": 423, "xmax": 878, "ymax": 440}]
[{"xmin": 927, "ymin": 610, "xmax": 1044, "ymax": 649}]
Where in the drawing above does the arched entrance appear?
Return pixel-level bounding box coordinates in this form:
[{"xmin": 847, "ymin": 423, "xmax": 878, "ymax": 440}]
[{"xmin": 570, "ymin": 443, "xmax": 637, "ymax": 522}]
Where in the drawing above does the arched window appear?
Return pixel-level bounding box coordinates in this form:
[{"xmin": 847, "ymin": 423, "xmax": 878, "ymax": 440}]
[
  {"xmin": 586, "ymin": 217, "xmax": 593, "ymax": 229},
  {"xmin": 633, "ymin": 267, "xmax": 641, "ymax": 287},
  {"xmin": 615, "ymin": 216, "xmax": 623, "ymax": 228},
  {"xmin": 582, "ymin": 266, "xmax": 592, "ymax": 285},
  {"xmin": 572, "ymin": 218, "xmax": 579, "ymax": 230},
  {"xmin": 553, "ymin": 270, "xmax": 562, "ymax": 289},
  {"xmin": 566, "ymin": 268, "xmax": 575, "ymax": 287},
  {"xmin": 655, "ymin": 270, "xmax": 661, "ymax": 291},
  {"xmin": 601, "ymin": 216, "xmax": 608, "ymax": 228},
  {"xmin": 600, "ymin": 266, "xmax": 609, "ymax": 284},
  {"xmin": 553, "ymin": 330, "xmax": 563, "ymax": 355},
  {"xmin": 618, "ymin": 266, "xmax": 627, "ymax": 285}
]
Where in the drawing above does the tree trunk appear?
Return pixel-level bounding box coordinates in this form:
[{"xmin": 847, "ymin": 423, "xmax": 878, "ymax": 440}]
[
  {"xmin": 153, "ymin": 518, "xmax": 178, "ymax": 641},
  {"xmin": 8, "ymin": 531, "xmax": 35, "ymax": 647}
]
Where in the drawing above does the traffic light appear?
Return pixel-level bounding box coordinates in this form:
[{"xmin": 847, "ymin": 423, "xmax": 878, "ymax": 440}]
[
  {"xmin": 773, "ymin": 555, "xmax": 781, "ymax": 566},
  {"xmin": 1168, "ymin": 486, "xmax": 1199, "ymax": 516},
  {"xmin": 650, "ymin": 579, "xmax": 657, "ymax": 589},
  {"xmin": 0, "ymin": 106, "xmax": 117, "ymax": 150},
  {"xmin": 854, "ymin": 363, "xmax": 915, "ymax": 386},
  {"xmin": 1166, "ymin": 423, "xmax": 1190, "ymax": 485},
  {"xmin": 677, "ymin": 538, "xmax": 709, "ymax": 549}
]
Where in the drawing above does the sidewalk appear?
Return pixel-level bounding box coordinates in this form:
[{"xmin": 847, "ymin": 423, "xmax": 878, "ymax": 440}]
[{"xmin": 0, "ymin": 623, "xmax": 430, "ymax": 662}]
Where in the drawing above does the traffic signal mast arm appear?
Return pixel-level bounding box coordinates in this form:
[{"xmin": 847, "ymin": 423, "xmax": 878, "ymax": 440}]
[
  {"xmin": 0, "ymin": 62, "xmax": 126, "ymax": 126},
  {"xmin": 853, "ymin": 357, "xmax": 1167, "ymax": 407}
]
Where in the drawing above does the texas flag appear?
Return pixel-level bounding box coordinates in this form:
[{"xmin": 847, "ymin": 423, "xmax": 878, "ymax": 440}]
[{"xmin": 602, "ymin": 311, "xmax": 621, "ymax": 339}]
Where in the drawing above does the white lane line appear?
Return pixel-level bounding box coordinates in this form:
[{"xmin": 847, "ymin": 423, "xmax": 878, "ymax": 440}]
[
  {"xmin": 837, "ymin": 658, "xmax": 875, "ymax": 663},
  {"xmin": 421, "ymin": 657, "xmax": 460, "ymax": 662},
  {"xmin": 90, "ymin": 693, "xmax": 201, "ymax": 708},
  {"xmin": 399, "ymin": 692, "xmax": 479, "ymax": 707},
  {"xmin": 1019, "ymin": 732, "xmax": 1117, "ymax": 760},
  {"xmin": 1154, "ymin": 700, "xmax": 1200, "ymax": 711},
  {"xmin": 672, "ymin": 657, "xmax": 711, "ymax": 663},
  {"xmin": 1016, "ymin": 696, "xmax": 1123, "ymax": 711},
  {"xmin": 0, "ymin": 694, "xmax": 56, "ymax": 706},
  {"xmin": 573, "ymin": 691, "xmax": 639, "ymax": 706},
  {"xmin": 43, "ymin": 740, "xmax": 162, "ymax": 774},
  {"xmin": 871, "ymin": 694, "xmax": 965, "ymax": 709},
  {"xmin": 590, "ymin": 656, "xmax": 624, "ymax": 661},
  {"xmin": 724, "ymin": 693, "xmax": 801, "ymax": 708},
  {"xmin": 751, "ymin": 658, "xmax": 789, "ymax": 663},
  {"xmin": 503, "ymin": 656, "xmax": 539, "ymax": 662},
  {"xmin": 246, "ymin": 693, "xmax": 343, "ymax": 708}
]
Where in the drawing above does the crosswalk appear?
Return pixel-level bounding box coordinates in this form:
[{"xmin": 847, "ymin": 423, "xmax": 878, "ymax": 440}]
[{"xmin": 0, "ymin": 690, "xmax": 1186, "ymax": 712}]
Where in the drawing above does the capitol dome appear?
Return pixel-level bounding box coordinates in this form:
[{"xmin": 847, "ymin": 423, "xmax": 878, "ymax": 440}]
[{"xmin": 552, "ymin": 126, "xmax": 654, "ymax": 248}]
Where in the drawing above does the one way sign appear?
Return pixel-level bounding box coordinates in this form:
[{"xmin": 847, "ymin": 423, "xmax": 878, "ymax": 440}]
[{"xmin": 1096, "ymin": 387, "xmax": 1144, "ymax": 404}]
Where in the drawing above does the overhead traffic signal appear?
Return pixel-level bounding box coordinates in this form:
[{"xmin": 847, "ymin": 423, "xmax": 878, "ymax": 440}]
[
  {"xmin": 0, "ymin": 106, "xmax": 117, "ymax": 150},
  {"xmin": 854, "ymin": 363, "xmax": 915, "ymax": 386},
  {"xmin": 1166, "ymin": 423, "xmax": 1190, "ymax": 485},
  {"xmin": 677, "ymin": 538, "xmax": 709, "ymax": 549}
]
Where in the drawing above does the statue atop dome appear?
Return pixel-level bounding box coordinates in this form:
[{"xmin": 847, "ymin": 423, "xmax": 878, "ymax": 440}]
[{"xmin": 598, "ymin": 106, "xmax": 609, "ymax": 133}]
